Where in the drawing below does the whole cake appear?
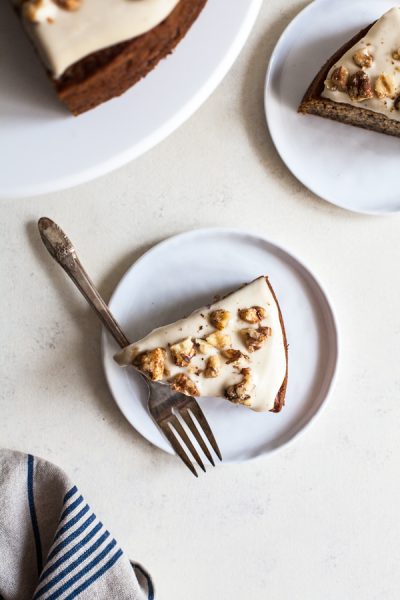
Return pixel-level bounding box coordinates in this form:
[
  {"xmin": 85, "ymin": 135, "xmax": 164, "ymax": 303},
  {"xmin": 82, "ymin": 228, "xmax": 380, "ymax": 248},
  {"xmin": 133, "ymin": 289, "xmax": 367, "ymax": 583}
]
[
  {"xmin": 14, "ymin": 0, "xmax": 207, "ymax": 115},
  {"xmin": 299, "ymin": 7, "xmax": 400, "ymax": 137},
  {"xmin": 115, "ymin": 277, "xmax": 289, "ymax": 413}
]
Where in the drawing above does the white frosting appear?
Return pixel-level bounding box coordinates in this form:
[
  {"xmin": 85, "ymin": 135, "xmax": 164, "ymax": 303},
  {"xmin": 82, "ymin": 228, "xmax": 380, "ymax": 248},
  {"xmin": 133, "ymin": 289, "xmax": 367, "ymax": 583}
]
[
  {"xmin": 322, "ymin": 7, "xmax": 400, "ymax": 121},
  {"xmin": 115, "ymin": 277, "xmax": 287, "ymax": 412},
  {"xmin": 20, "ymin": 0, "xmax": 180, "ymax": 77}
]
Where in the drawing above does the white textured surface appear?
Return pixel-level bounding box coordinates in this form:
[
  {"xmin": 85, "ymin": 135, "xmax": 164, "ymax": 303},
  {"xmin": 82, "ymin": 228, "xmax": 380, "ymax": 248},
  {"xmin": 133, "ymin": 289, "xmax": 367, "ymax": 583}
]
[{"xmin": 1, "ymin": 1, "xmax": 400, "ymax": 599}]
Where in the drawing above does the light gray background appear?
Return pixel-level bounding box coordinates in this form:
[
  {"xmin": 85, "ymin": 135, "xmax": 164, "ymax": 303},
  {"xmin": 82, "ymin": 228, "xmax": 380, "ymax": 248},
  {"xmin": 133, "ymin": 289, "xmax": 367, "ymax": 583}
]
[{"xmin": 2, "ymin": 2, "xmax": 400, "ymax": 598}]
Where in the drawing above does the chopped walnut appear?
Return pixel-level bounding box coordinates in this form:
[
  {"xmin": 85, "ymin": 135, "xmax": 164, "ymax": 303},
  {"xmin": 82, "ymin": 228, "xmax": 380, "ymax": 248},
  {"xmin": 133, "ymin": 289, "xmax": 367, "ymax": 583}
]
[
  {"xmin": 204, "ymin": 355, "xmax": 221, "ymax": 378},
  {"xmin": 55, "ymin": 0, "xmax": 82, "ymax": 9},
  {"xmin": 22, "ymin": 0, "xmax": 57, "ymax": 22},
  {"xmin": 134, "ymin": 348, "xmax": 166, "ymax": 381},
  {"xmin": 22, "ymin": 0, "xmax": 39, "ymax": 22},
  {"xmin": 194, "ymin": 338, "xmax": 215, "ymax": 355},
  {"xmin": 222, "ymin": 349, "xmax": 249, "ymax": 364},
  {"xmin": 347, "ymin": 70, "xmax": 373, "ymax": 101},
  {"xmin": 225, "ymin": 368, "xmax": 253, "ymax": 407},
  {"xmin": 205, "ymin": 331, "xmax": 231, "ymax": 349},
  {"xmin": 209, "ymin": 309, "xmax": 231, "ymax": 330},
  {"xmin": 326, "ymin": 66, "xmax": 349, "ymax": 92},
  {"xmin": 392, "ymin": 49, "xmax": 400, "ymax": 61},
  {"xmin": 353, "ymin": 49, "xmax": 373, "ymax": 68},
  {"xmin": 170, "ymin": 337, "xmax": 196, "ymax": 367},
  {"xmin": 170, "ymin": 373, "xmax": 199, "ymax": 397},
  {"xmin": 375, "ymin": 73, "xmax": 396, "ymax": 99},
  {"xmin": 240, "ymin": 326, "xmax": 271, "ymax": 352},
  {"xmin": 238, "ymin": 306, "xmax": 266, "ymax": 324}
]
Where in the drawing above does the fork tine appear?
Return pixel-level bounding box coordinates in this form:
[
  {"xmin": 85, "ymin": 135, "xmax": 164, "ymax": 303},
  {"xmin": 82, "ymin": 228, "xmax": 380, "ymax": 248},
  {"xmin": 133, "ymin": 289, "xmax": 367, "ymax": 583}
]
[
  {"xmin": 186, "ymin": 399, "xmax": 222, "ymax": 461},
  {"xmin": 159, "ymin": 420, "xmax": 198, "ymax": 477},
  {"xmin": 169, "ymin": 415, "xmax": 206, "ymax": 473},
  {"xmin": 180, "ymin": 408, "xmax": 215, "ymax": 467}
]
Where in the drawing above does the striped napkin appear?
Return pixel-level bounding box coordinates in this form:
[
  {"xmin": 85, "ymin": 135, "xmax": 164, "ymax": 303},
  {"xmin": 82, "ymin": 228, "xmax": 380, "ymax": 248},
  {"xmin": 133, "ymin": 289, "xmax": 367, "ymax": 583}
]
[{"xmin": 0, "ymin": 449, "xmax": 154, "ymax": 600}]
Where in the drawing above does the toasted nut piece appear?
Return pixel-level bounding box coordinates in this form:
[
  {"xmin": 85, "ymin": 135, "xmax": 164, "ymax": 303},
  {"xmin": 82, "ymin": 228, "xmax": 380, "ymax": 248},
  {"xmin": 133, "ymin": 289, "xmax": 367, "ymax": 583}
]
[
  {"xmin": 375, "ymin": 73, "xmax": 396, "ymax": 99},
  {"xmin": 22, "ymin": 5, "xmax": 37, "ymax": 21},
  {"xmin": 209, "ymin": 309, "xmax": 231, "ymax": 330},
  {"xmin": 392, "ymin": 49, "xmax": 400, "ymax": 60},
  {"xmin": 395, "ymin": 96, "xmax": 400, "ymax": 111},
  {"xmin": 238, "ymin": 306, "xmax": 266, "ymax": 324},
  {"xmin": 326, "ymin": 66, "xmax": 349, "ymax": 92},
  {"xmin": 55, "ymin": 0, "xmax": 81, "ymax": 9},
  {"xmin": 170, "ymin": 337, "xmax": 196, "ymax": 367},
  {"xmin": 22, "ymin": 0, "xmax": 56, "ymax": 22},
  {"xmin": 225, "ymin": 368, "xmax": 253, "ymax": 407},
  {"xmin": 222, "ymin": 349, "xmax": 249, "ymax": 364},
  {"xmin": 22, "ymin": 0, "xmax": 39, "ymax": 21},
  {"xmin": 353, "ymin": 49, "xmax": 373, "ymax": 68},
  {"xmin": 194, "ymin": 338, "xmax": 215, "ymax": 355},
  {"xmin": 134, "ymin": 348, "xmax": 166, "ymax": 381},
  {"xmin": 204, "ymin": 355, "xmax": 221, "ymax": 378},
  {"xmin": 240, "ymin": 326, "xmax": 272, "ymax": 352},
  {"xmin": 348, "ymin": 70, "xmax": 373, "ymax": 101},
  {"xmin": 206, "ymin": 331, "xmax": 231, "ymax": 349},
  {"xmin": 170, "ymin": 373, "xmax": 199, "ymax": 397}
]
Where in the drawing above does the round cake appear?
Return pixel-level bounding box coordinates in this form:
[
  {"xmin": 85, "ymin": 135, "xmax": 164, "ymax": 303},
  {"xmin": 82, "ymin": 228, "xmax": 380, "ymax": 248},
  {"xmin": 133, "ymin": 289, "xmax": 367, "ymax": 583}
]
[{"xmin": 15, "ymin": 0, "xmax": 208, "ymax": 115}]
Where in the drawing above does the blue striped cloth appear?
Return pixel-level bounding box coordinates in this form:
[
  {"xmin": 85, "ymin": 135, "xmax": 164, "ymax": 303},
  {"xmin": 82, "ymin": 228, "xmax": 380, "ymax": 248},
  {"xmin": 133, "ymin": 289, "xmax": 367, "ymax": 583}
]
[{"xmin": 0, "ymin": 450, "xmax": 154, "ymax": 600}]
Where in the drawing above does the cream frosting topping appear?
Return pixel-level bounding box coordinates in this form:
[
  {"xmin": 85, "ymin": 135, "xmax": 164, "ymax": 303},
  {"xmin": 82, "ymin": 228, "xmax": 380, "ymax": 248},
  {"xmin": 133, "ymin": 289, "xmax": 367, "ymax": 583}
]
[
  {"xmin": 18, "ymin": 0, "xmax": 180, "ymax": 78},
  {"xmin": 322, "ymin": 7, "xmax": 400, "ymax": 121},
  {"xmin": 115, "ymin": 277, "xmax": 287, "ymax": 412}
]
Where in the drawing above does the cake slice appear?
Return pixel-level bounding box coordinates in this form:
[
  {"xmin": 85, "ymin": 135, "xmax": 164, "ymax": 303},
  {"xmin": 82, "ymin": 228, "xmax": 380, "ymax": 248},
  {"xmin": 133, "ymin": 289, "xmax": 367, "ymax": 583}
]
[
  {"xmin": 14, "ymin": 0, "xmax": 207, "ymax": 115},
  {"xmin": 115, "ymin": 277, "xmax": 288, "ymax": 413},
  {"xmin": 299, "ymin": 7, "xmax": 400, "ymax": 137}
]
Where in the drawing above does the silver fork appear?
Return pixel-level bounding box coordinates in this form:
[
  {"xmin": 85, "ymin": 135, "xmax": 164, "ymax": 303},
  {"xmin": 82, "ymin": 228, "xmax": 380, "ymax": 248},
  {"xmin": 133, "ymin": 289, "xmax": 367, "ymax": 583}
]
[{"xmin": 38, "ymin": 217, "xmax": 222, "ymax": 477}]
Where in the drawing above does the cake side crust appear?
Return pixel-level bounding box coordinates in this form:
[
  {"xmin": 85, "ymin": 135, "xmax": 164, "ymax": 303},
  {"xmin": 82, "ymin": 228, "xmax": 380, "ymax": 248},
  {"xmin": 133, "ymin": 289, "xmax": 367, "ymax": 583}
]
[
  {"xmin": 54, "ymin": 0, "xmax": 207, "ymax": 115},
  {"xmin": 298, "ymin": 22, "xmax": 400, "ymax": 137},
  {"xmin": 115, "ymin": 276, "xmax": 288, "ymax": 412},
  {"xmin": 265, "ymin": 277, "xmax": 288, "ymax": 413}
]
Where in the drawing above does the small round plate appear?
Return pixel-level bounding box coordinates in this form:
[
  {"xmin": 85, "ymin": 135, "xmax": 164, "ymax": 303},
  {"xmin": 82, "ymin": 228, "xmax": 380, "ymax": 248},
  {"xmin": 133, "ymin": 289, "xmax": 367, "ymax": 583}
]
[
  {"xmin": 0, "ymin": 0, "xmax": 261, "ymax": 199},
  {"xmin": 265, "ymin": 0, "xmax": 400, "ymax": 215},
  {"xmin": 102, "ymin": 229, "xmax": 338, "ymax": 463}
]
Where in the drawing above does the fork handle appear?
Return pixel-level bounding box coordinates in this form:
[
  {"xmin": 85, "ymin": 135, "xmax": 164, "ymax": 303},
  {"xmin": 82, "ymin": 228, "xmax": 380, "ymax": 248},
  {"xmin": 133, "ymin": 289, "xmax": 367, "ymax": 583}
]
[{"xmin": 38, "ymin": 217, "xmax": 130, "ymax": 350}]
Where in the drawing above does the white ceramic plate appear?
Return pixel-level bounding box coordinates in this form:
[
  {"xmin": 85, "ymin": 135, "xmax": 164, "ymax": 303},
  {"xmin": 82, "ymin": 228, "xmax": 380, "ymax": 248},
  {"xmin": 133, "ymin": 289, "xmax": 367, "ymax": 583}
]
[
  {"xmin": 0, "ymin": 0, "xmax": 261, "ymax": 199},
  {"xmin": 265, "ymin": 0, "xmax": 400, "ymax": 215},
  {"xmin": 102, "ymin": 229, "xmax": 338, "ymax": 463}
]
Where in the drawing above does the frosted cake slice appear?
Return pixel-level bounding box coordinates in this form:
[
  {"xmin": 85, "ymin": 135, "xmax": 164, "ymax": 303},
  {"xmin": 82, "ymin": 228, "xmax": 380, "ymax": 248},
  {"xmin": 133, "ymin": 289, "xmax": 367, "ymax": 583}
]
[
  {"xmin": 299, "ymin": 7, "xmax": 400, "ymax": 137},
  {"xmin": 115, "ymin": 277, "xmax": 288, "ymax": 413}
]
